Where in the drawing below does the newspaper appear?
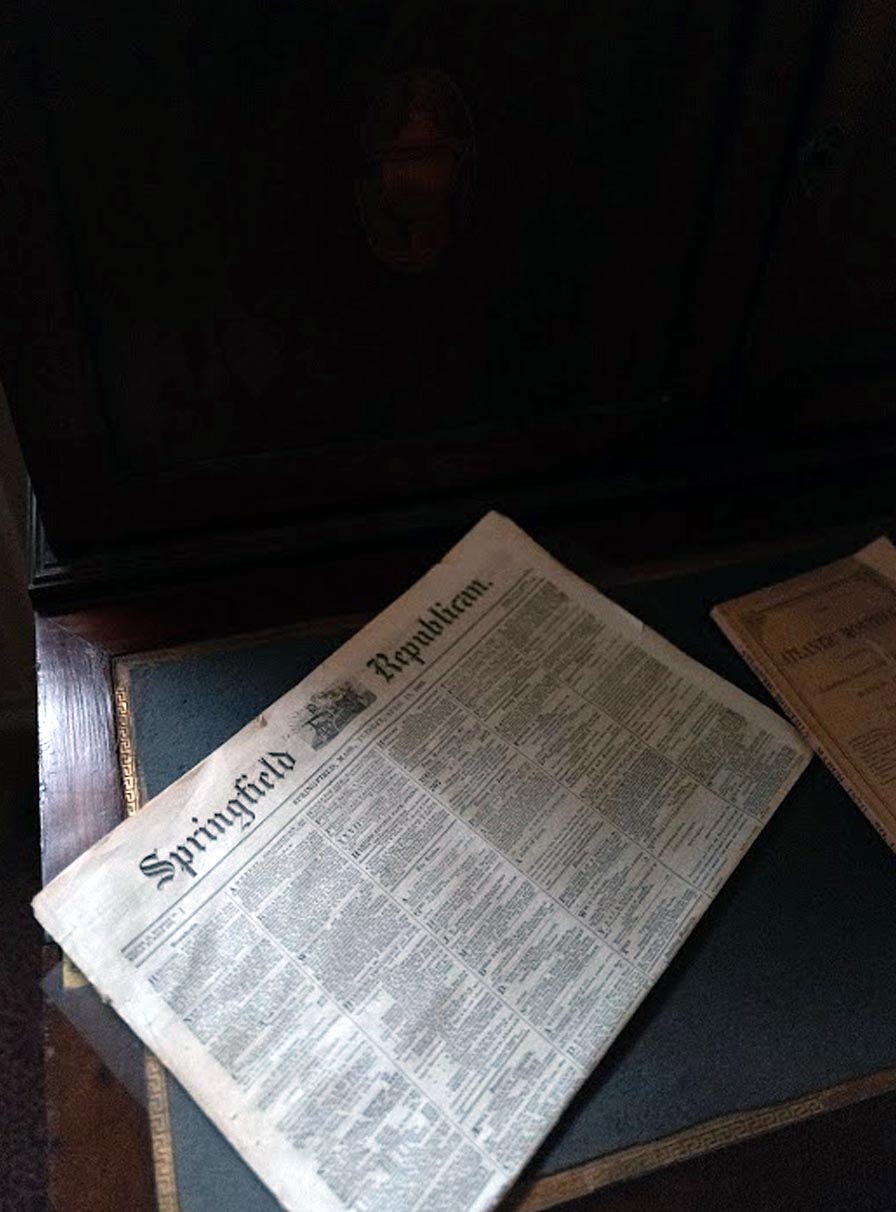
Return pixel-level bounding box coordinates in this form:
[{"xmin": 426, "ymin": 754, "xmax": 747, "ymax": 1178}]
[
  {"xmin": 34, "ymin": 513, "xmax": 810, "ymax": 1212},
  {"xmin": 713, "ymin": 536, "xmax": 896, "ymax": 853}
]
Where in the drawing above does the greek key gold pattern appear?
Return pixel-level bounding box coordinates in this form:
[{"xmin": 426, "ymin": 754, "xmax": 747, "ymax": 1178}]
[
  {"xmin": 144, "ymin": 1052, "xmax": 181, "ymax": 1212},
  {"xmin": 114, "ymin": 683, "xmax": 140, "ymax": 819},
  {"xmin": 593, "ymin": 1095, "xmax": 826, "ymax": 1185},
  {"xmin": 113, "ymin": 673, "xmax": 181, "ymax": 1212},
  {"xmin": 508, "ymin": 1075, "xmax": 896, "ymax": 1212}
]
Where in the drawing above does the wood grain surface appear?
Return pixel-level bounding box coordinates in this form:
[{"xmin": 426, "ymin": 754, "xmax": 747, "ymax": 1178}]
[
  {"xmin": 44, "ymin": 949, "xmax": 156, "ymax": 1212},
  {"xmin": 36, "ymin": 617, "xmax": 124, "ymax": 887}
]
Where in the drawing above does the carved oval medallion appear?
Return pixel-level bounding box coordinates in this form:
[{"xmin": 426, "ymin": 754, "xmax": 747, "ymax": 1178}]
[{"xmin": 358, "ymin": 70, "xmax": 474, "ymax": 273}]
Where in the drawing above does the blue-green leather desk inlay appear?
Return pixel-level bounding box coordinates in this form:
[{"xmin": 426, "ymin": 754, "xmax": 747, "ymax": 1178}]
[{"xmin": 106, "ymin": 544, "xmax": 896, "ymax": 1207}]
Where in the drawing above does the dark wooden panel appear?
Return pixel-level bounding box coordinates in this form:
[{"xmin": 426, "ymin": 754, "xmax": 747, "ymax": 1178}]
[
  {"xmin": 4, "ymin": 0, "xmax": 797, "ymax": 559},
  {"xmin": 669, "ymin": 0, "xmax": 836, "ymax": 405},
  {"xmin": 0, "ymin": 0, "xmax": 111, "ymax": 548},
  {"xmin": 736, "ymin": 1, "xmax": 896, "ymax": 433},
  {"xmin": 28, "ymin": 429, "xmax": 896, "ymax": 616},
  {"xmin": 27, "ymin": 0, "xmax": 740, "ymax": 448}
]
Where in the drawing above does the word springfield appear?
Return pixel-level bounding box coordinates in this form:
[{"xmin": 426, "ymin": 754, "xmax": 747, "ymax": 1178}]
[{"xmin": 139, "ymin": 750, "xmax": 296, "ymax": 888}]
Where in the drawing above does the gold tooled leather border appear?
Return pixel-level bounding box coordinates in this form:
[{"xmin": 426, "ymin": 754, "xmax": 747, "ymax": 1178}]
[
  {"xmin": 502, "ymin": 1065, "xmax": 896, "ymax": 1211},
  {"xmin": 113, "ymin": 671, "xmax": 181, "ymax": 1212}
]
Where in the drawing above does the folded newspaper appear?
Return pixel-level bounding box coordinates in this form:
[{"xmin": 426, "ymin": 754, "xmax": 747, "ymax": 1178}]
[
  {"xmin": 712, "ymin": 536, "xmax": 896, "ymax": 853},
  {"xmin": 34, "ymin": 513, "xmax": 810, "ymax": 1212}
]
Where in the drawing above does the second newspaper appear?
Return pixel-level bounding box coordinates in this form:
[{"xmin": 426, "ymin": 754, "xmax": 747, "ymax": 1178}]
[{"xmin": 34, "ymin": 514, "xmax": 810, "ymax": 1212}]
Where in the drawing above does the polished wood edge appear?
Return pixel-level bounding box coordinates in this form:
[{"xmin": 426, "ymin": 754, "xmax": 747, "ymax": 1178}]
[
  {"xmin": 113, "ymin": 671, "xmax": 173, "ymax": 1212},
  {"xmin": 36, "ymin": 616, "xmax": 125, "ymax": 886},
  {"xmin": 38, "ymin": 502, "xmax": 896, "ymax": 663},
  {"xmin": 35, "ymin": 535, "xmax": 440, "ymax": 656},
  {"xmin": 43, "ymin": 941, "xmax": 158, "ymax": 1212},
  {"xmin": 112, "ymin": 611, "xmax": 368, "ymax": 670},
  {"xmin": 504, "ymin": 1067, "xmax": 896, "ymax": 1212},
  {"xmin": 121, "ymin": 667, "xmax": 190, "ymax": 1212},
  {"xmin": 26, "ymin": 439, "xmax": 896, "ymax": 612},
  {"xmin": 39, "ymin": 627, "xmax": 158, "ymax": 1212}
]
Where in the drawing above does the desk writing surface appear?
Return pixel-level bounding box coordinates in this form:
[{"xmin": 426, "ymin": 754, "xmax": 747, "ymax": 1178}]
[{"xmin": 114, "ymin": 542, "xmax": 896, "ymax": 1204}]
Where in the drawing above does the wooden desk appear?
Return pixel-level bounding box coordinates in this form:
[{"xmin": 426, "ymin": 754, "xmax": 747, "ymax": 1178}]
[{"xmin": 38, "ymin": 517, "xmax": 896, "ymax": 1212}]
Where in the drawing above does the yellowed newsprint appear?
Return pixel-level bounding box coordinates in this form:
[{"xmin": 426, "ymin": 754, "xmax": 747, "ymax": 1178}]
[
  {"xmin": 34, "ymin": 514, "xmax": 810, "ymax": 1212},
  {"xmin": 713, "ymin": 536, "xmax": 896, "ymax": 853}
]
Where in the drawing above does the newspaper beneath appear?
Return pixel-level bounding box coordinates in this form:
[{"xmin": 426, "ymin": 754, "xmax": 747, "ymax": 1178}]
[
  {"xmin": 713, "ymin": 536, "xmax": 896, "ymax": 852},
  {"xmin": 34, "ymin": 513, "xmax": 810, "ymax": 1212}
]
